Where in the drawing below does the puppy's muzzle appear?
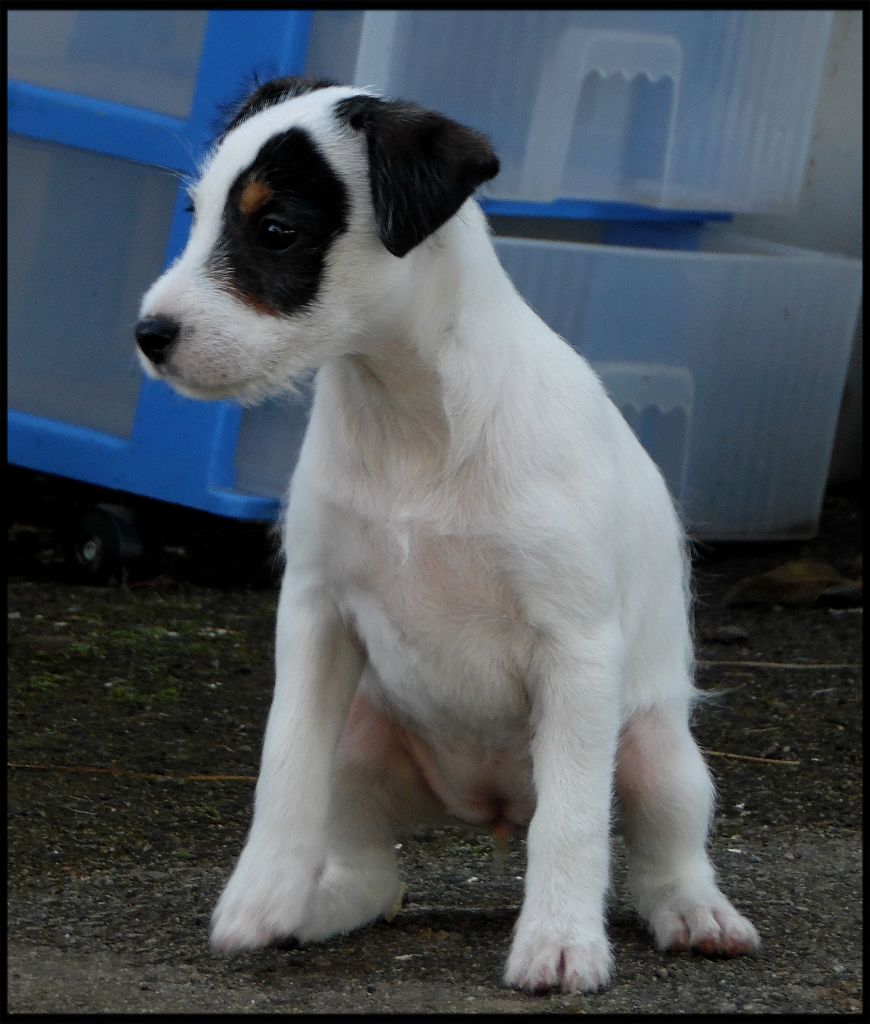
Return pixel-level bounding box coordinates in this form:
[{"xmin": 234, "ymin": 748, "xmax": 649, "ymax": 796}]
[{"xmin": 135, "ymin": 315, "xmax": 180, "ymax": 365}]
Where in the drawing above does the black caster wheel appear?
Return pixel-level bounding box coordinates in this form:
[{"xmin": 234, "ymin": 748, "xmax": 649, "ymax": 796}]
[{"xmin": 68, "ymin": 503, "xmax": 161, "ymax": 584}]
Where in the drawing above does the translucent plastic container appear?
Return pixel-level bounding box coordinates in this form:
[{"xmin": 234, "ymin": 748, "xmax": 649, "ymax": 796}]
[
  {"xmin": 595, "ymin": 363, "xmax": 695, "ymax": 504},
  {"xmin": 233, "ymin": 229, "xmax": 861, "ymax": 540},
  {"xmin": 7, "ymin": 10, "xmax": 208, "ymax": 119},
  {"xmin": 304, "ymin": 10, "xmax": 832, "ymax": 212},
  {"xmin": 7, "ymin": 136, "xmax": 179, "ymax": 438},
  {"xmin": 234, "ymin": 395, "xmax": 311, "ymax": 500},
  {"xmin": 494, "ymin": 231, "xmax": 862, "ymax": 539}
]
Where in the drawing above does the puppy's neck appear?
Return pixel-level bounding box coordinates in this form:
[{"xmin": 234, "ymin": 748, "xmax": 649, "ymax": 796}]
[
  {"xmin": 342, "ymin": 335, "xmax": 451, "ymax": 461},
  {"xmin": 329, "ymin": 201, "xmax": 518, "ymax": 475}
]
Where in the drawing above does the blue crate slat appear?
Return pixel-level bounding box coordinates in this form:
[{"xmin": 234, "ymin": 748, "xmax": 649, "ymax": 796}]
[
  {"xmin": 10, "ymin": 412, "xmax": 129, "ymax": 479},
  {"xmin": 183, "ymin": 9, "xmax": 315, "ymax": 151},
  {"xmin": 197, "ymin": 8, "xmax": 316, "ymax": 95},
  {"xmin": 7, "ymin": 80, "xmax": 195, "ymax": 171},
  {"xmin": 480, "ymin": 197, "xmax": 732, "ymax": 224},
  {"xmin": 127, "ymin": 382, "xmax": 279, "ymax": 517},
  {"xmin": 600, "ymin": 221, "xmax": 705, "ymax": 252},
  {"xmin": 8, "ymin": 408, "xmax": 280, "ymax": 520}
]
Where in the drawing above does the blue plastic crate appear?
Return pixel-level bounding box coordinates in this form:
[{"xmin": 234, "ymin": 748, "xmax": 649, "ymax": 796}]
[{"xmin": 8, "ymin": 11, "xmax": 315, "ymax": 521}]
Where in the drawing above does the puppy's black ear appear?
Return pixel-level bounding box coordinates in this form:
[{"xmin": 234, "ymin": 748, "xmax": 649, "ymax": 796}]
[{"xmin": 336, "ymin": 95, "xmax": 500, "ymax": 257}]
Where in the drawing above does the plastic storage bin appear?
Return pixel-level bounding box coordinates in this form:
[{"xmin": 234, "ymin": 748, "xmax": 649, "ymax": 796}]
[
  {"xmin": 495, "ymin": 230, "xmax": 861, "ymax": 539},
  {"xmin": 231, "ymin": 229, "xmax": 861, "ymax": 541},
  {"xmin": 304, "ymin": 9, "xmax": 832, "ymax": 213}
]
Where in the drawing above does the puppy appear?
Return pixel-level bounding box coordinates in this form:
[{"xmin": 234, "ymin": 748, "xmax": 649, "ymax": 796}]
[{"xmin": 136, "ymin": 76, "xmax": 759, "ymax": 994}]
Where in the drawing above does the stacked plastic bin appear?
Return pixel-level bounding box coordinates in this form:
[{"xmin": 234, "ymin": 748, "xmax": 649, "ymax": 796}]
[{"xmin": 8, "ymin": 10, "xmax": 863, "ymax": 543}]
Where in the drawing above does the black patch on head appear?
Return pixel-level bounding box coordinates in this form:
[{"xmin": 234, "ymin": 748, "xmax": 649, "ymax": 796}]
[
  {"xmin": 335, "ymin": 95, "xmax": 500, "ymax": 258},
  {"xmin": 215, "ymin": 74, "xmax": 339, "ymax": 142},
  {"xmin": 208, "ymin": 127, "xmax": 349, "ymax": 317}
]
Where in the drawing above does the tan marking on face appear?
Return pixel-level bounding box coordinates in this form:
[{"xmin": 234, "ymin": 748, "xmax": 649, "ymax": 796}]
[
  {"xmin": 239, "ymin": 179, "xmax": 274, "ymax": 217},
  {"xmin": 223, "ymin": 280, "xmax": 278, "ymax": 318},
  {"xmin": 224, "ymin": 279, "xmax": 279, "ymax": 317}
]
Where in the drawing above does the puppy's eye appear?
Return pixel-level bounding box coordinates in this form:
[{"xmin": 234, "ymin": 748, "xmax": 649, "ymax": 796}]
[
  {"xmin": 185, "ymin": 203, "xmax": 195, "ymax": 214},
  {"xmin": 257, "ymin": 216, "xmax": 298, "ymax": 251}
]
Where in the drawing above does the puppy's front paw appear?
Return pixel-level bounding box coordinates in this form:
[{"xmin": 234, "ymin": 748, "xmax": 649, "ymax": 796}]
[
  {"xmin": 210, "ymin": 843, "xmax": 319, "ymax": 954},
  {"xmin": 504, "ymin": 929, "xmax": 613, "ymax": 994}
]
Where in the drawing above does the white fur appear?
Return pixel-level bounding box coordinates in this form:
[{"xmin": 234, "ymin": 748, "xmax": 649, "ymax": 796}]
[{"xmin": 139, "ymin": 86, "xmax": 758, "ymax": 994}]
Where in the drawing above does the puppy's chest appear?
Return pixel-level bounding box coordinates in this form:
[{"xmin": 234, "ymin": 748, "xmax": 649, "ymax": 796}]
[{"xmin": 327, "ymin": 515, "xmax": 535, "ymax": 730}]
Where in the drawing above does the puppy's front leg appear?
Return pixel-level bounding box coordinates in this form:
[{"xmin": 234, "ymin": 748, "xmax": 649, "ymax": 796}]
[
  {"xmin": 505, "ymin": 627, "xmax": 622, "ymax": 994},
  {"xmin": 211, "ymin": 573, "xmax": 364, "ymax": 953}
]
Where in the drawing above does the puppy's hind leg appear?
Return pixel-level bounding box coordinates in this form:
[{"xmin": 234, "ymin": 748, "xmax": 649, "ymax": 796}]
[
  {"xmin": 295, "ymin": 680, "xmax": 445, "ymax": 943},
  {"xmin": 616, "ymin": 702, "xmax": 760, "ymax": 957}
]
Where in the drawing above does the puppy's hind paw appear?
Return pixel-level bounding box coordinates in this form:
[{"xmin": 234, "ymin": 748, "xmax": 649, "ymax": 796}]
[
  {"xmin": 652, "ymin": 894, "xmax": 760, "ymax": 958},
  {"xmin": 294, "ymin": 861, "xmax": 402, "ymax": 943},
  {"xmin": 504, "ymin": 934, "xmax": 613, "ymax": 994}
]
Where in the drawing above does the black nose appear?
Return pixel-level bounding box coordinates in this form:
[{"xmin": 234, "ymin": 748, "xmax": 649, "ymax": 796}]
[{"xmin": 135, "ymin": 315, "xmax": 179, "ymax": 365}]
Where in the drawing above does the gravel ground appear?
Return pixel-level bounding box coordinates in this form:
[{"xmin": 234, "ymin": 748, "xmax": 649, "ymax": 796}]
[{"xmin": 6, "ymin": 476, "xmax": 863, "ymax": 1014}]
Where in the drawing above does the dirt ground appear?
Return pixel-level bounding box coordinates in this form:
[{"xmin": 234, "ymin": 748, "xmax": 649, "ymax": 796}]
[{"xmin": 6, "ymin": 474, "xmax": 863, "ymax": 1014}]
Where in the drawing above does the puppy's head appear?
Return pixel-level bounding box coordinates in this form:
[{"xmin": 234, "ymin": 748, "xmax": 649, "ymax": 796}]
[{"xmin": 135, "ymin": 76, "xmax": 499, "ymax": 404}]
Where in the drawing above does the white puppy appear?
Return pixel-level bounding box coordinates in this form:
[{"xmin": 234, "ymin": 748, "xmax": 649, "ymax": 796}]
[{"xmin": 136, "ymin": 77, "xmax": 759, "ymax": 994}]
